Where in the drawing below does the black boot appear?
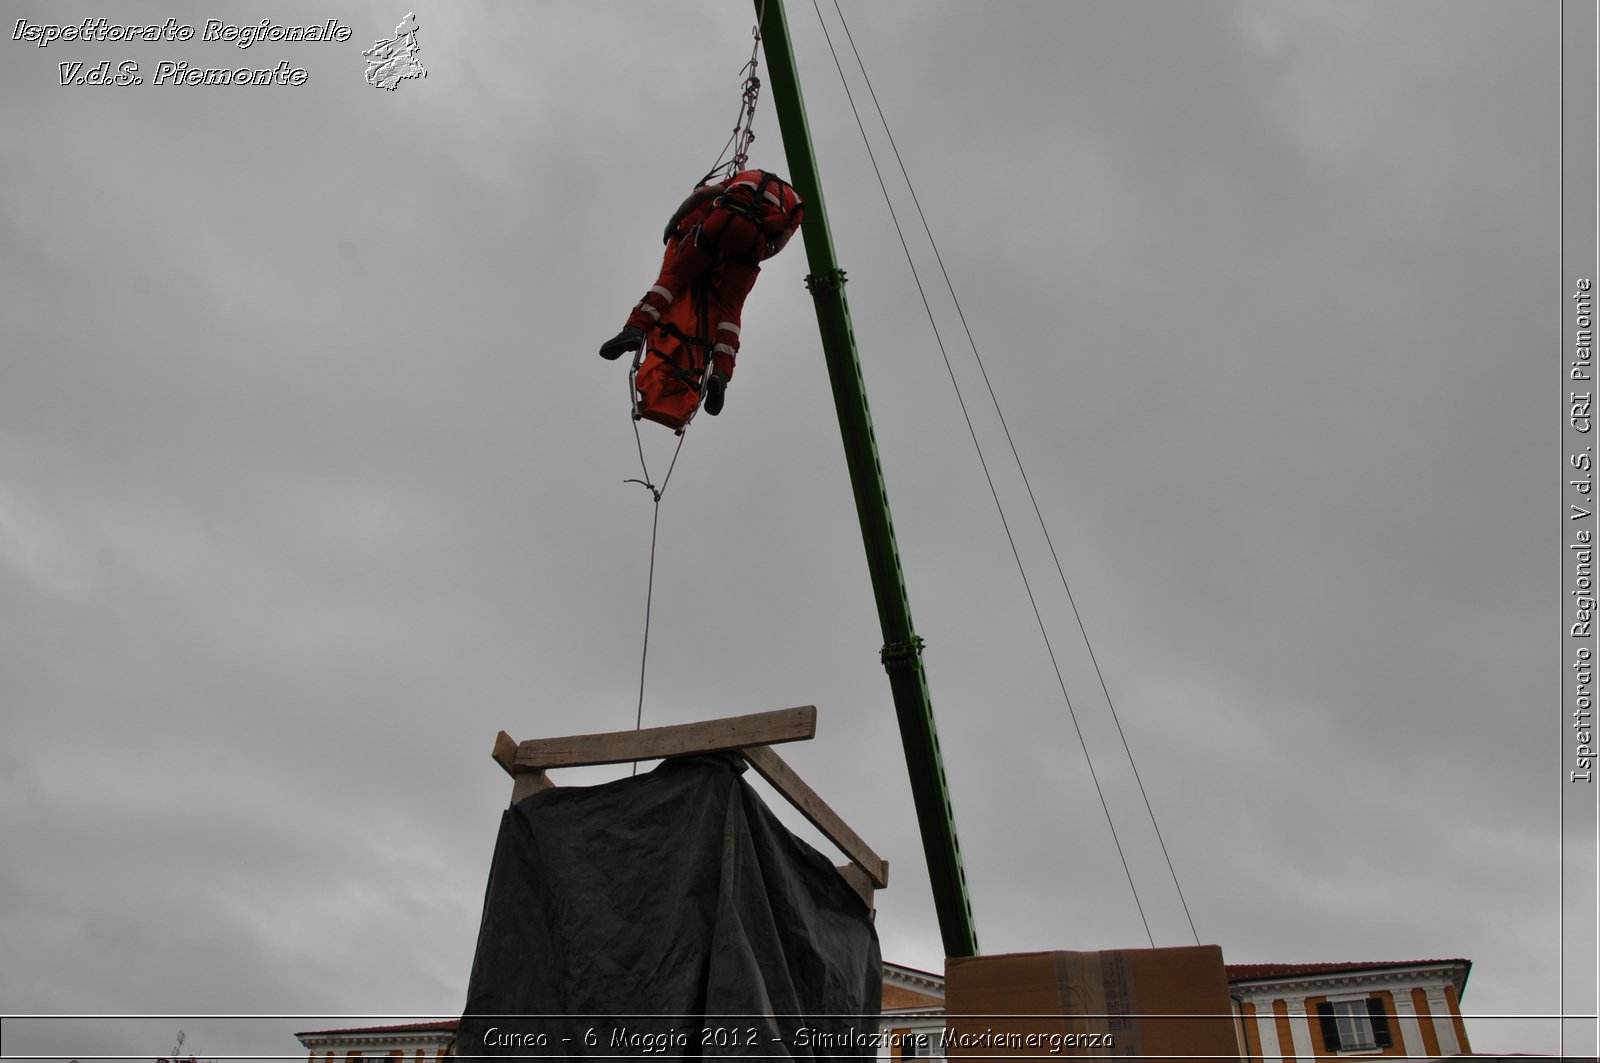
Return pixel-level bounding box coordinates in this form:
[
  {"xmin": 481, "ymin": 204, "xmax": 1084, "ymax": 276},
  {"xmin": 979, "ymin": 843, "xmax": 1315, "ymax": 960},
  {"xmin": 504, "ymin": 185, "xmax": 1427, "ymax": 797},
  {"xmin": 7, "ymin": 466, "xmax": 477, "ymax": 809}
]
[
  {"xmin": 599, "ymin": 326, "xmax": 645, "ymax": 361},
  {"xmin": 703, "ymin": 371, "xmax": 728, "ymax": 416}
]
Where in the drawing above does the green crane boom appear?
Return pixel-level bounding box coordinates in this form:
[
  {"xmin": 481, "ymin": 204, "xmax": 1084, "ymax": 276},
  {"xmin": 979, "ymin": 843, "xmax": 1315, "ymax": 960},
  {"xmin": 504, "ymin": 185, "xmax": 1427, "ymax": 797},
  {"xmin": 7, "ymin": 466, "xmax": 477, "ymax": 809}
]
[{"xmin": 755, "ymin": 0, "xmax": 978, "ymax": 958}]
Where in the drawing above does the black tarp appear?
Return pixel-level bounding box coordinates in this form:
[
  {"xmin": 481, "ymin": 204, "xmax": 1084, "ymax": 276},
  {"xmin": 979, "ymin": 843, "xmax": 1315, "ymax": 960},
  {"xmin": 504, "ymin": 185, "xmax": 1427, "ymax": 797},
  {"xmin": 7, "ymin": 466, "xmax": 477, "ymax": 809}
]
[{"xmin": 456, "ymin": 753, "xmax": 882, "ymax": 1060}]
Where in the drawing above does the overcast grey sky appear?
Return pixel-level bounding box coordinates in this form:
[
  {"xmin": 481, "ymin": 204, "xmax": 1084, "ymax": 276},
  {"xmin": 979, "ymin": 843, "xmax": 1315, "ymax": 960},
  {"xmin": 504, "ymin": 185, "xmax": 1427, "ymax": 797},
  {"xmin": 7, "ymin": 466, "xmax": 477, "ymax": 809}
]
[{"xmin": 1, "ymin": 0, "xmax": 1594, "ymax": 1058}]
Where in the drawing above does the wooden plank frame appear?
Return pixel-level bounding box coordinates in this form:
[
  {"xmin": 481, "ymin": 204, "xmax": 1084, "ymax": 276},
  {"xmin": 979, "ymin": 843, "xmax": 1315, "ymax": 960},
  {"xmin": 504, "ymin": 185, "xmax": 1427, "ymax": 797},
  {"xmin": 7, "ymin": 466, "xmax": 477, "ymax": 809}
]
[
  {"xmin": 500, "ymin": 706, "xmax": 816, "ymax": 773},
  {"xmin": 491, "ymin": 706, "xmax": 885, "ymax": 904},
  {"xmin": 493, "ymin": 732, "xmax": 554, "ymax": 801},
  {"xmin": 740, "ymin": 743, "xmax": 888, "ymax": 890}
]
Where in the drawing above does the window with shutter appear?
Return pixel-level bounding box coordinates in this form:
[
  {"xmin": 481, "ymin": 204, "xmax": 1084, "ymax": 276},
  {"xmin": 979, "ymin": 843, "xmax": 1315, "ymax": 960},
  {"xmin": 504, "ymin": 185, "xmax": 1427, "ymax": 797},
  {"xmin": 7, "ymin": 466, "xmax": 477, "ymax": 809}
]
[
  {"xmin": 900, "ymin": 1032, "xmax": 942, "ymax": 1063},
  {"xmin": 1331, "ymin": 999, "xmax": 1378, "ymax": 1051},
  {"xmin": 1366, "ymin": 997, "xmax": 1394, "ymax": 1049},
  {"xmin": 1317, "ymin": 1002, "xmax": 1342, "ymax": 1051}
]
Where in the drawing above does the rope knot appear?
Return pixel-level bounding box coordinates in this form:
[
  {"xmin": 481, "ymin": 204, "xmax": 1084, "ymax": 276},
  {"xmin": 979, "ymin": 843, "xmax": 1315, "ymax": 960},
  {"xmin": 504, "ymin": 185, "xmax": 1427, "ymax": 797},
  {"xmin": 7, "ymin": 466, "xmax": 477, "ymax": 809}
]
[{"xmin": 623, "ymin": 477, "xmax": 662, "ymax": 503}]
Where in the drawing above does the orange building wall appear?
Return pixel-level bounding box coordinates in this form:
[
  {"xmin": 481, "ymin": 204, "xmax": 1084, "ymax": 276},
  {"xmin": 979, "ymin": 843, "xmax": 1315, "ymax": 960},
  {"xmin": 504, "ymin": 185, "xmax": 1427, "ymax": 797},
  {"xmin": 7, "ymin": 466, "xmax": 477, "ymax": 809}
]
[
  {"xmin": 883, "ymin": 983, "xmax": 942, "ymax": 1009},
  {"xmin": 1273, "ymin": 1000, "xmax": 1294, "ymax": 1059},
  {"xmin": 1244, "ymin": 984, "xmax": 1465, "ymax": 1061},
  {"xmin": 1444, "ymin": 984, "xmax": 1471, "ymax": 1052}
]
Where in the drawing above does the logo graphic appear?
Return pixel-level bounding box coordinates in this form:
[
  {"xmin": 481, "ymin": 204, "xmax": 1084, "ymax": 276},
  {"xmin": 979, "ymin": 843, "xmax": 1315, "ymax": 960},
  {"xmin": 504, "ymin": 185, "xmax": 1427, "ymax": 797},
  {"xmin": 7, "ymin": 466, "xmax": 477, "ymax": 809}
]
[{"xmin": 363, "ymin": 12, "xmax": 425, "ymax": 90}]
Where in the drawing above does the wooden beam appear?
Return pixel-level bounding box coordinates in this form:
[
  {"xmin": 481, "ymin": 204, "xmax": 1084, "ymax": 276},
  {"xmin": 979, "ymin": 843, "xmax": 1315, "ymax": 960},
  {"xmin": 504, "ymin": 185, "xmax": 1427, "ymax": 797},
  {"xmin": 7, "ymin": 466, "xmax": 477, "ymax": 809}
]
[
  {"xmin": 512, "ymin": 706, "xmax": 817, "ymax": 772},
  {"xmin": 492, "ymin": 710, "xmax": 884, "ymax": 899},
  {"xmin": 835, "ymin": 863, "xmax": 878, "ymax": 912},
  {"xmin": 741, "ymin": 744, "xmax": 888, "ymax": 889},
  {"xmin": 510, "ymin": 769, "xmax": 553, "ymax": 805},
  {"xmin": 492, "ymin": 731, "xmax": 520, "ymax": 777}
]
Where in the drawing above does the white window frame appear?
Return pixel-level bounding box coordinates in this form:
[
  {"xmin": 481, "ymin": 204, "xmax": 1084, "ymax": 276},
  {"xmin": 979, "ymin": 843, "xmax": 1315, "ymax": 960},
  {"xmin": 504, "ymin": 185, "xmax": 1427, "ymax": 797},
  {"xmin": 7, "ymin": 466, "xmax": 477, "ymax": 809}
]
[{"xmin": 1331, "ymin": 999, "xmax": 1378, "ymax": 1052}]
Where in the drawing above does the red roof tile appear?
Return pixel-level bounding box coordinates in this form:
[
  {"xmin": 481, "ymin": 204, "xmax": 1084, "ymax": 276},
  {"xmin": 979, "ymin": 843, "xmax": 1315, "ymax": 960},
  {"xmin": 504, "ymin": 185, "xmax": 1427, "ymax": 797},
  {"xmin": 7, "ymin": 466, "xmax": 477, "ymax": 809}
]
[
  {"xmin": 1227, "ymin": 959, "xmax": 1470, "ymax": 983},
  {"xmin": 296, "ymin": 1020, "xmax": 460, "ymax": 1038}
]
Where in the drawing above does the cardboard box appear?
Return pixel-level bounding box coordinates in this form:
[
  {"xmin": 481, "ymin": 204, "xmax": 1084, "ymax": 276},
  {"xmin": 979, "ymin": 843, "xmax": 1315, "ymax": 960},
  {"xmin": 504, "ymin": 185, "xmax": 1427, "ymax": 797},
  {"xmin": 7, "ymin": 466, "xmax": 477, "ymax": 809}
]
[{"xmin": 944, "ymin": 946, "xmax": 1239, "ymax": 1061}]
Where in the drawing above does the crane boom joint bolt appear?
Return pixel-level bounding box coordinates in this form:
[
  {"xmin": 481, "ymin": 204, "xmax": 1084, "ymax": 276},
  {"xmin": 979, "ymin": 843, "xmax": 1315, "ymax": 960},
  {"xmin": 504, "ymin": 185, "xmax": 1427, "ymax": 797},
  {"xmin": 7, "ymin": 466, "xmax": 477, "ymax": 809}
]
[
  {"xmin": 880, "ymin": 637, "xmax": 926, "ymax": 671},
  {"xmin": 804, "ymin": 268, "xmax": 848, "ymax": 293}
]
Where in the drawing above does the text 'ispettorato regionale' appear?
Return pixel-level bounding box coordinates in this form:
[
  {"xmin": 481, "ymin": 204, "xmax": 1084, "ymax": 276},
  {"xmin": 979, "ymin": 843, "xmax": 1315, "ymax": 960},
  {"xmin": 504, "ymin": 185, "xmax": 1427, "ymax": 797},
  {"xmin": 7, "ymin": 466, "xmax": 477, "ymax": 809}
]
[
  {"xmin": 13, "ymin": 18, "xmax": 353, "ymax": 49},
  {"xmin": 14, "ymin": 18, "xmax": 354, "ymax": 86}
]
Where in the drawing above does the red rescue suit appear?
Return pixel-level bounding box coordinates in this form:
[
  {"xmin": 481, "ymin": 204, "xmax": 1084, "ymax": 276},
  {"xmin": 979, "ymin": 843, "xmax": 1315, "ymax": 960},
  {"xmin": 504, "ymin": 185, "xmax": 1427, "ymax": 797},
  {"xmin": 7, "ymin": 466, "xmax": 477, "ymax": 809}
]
[{"xmin": 625, "ymin": 170, "xmax": 803, "ymax": 380}]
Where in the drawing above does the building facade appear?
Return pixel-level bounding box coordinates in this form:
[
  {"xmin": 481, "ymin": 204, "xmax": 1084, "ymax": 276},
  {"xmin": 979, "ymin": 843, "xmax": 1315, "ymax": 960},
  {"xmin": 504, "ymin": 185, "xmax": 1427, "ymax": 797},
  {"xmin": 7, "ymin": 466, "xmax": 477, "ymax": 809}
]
[
  {"xmin": 297, "ymin": 1021, "xmax": 456, "ymax": 1063},
  {"xmin": 878, "ymin": 957, "xmax": 1474, "ymax": 1063},
  {"xmin": 1229, "ymin": 959, "xmax": 1472, "ymax": 1061},
  {"xmin": 880, "ymin": 961, "xmax": 947, "ymax": 1062},
  {"xmin": 299, "ymin": 957, "xmax": 1473, "ymax": 1062}
]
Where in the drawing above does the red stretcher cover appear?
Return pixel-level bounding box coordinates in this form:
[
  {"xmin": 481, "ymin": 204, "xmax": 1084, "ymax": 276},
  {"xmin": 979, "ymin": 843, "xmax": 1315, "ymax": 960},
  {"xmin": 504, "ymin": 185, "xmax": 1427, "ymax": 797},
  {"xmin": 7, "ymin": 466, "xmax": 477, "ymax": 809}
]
[{"xmin": 632, "ymin": 285, "xmax": 710, "ymax": 432}]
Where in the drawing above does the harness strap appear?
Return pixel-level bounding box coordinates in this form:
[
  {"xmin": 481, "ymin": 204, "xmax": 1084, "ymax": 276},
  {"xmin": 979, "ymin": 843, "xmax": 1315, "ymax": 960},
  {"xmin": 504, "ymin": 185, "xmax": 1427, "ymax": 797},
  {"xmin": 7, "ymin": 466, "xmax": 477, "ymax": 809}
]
[
  {"xmin": 655, "ymin": 320, "xmax": 709, "ymax": 349},
  {"xmin": 714, "ymin": 191, "xmax": 767, "ymax": 226}
]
